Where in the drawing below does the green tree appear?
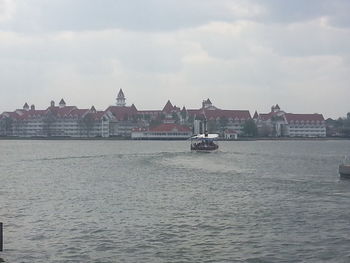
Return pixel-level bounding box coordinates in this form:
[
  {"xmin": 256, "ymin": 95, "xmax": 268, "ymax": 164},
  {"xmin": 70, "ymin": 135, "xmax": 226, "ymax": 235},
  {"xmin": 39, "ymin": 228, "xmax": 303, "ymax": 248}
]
[{"xmin": 243, "ymin": 119, "xmax": 258, "ymax": 137}]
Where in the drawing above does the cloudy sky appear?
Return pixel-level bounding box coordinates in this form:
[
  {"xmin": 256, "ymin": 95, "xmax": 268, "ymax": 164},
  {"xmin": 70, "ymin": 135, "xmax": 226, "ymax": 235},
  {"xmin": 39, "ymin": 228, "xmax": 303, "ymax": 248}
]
[{"xmin": 0, "ymin": 0, "xmax": 349, "ymax": 118}]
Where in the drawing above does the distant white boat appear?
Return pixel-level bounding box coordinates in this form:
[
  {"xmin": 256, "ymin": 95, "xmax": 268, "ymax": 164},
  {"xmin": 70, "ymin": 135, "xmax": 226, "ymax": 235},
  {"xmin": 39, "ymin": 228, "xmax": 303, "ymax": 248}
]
[{"xmin": 190, "ymin": 133, "xmax": 219, "ymax": 152}]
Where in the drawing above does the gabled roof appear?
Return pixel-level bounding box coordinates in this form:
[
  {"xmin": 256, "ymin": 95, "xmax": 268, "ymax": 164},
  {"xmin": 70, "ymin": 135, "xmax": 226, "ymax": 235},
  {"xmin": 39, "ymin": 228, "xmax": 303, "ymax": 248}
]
[
  {"xmin": 48, "ymin": 106, "xmax": 76, "ymax": 117},
  {"xmin": 206, "ymin": 109, "xmax": 251, "ymax": 120},
  {"xmin": 59, "ymin": 99, "xmax": 66, "ymax": 105},
  {"xmin": 285, "ymin": 113, "xmax": 324, "ymax": 122},
  {"xmin": 106, "ymin": 105, "xmax": 138, "ymax": 121},
  {"xmin": 1, "ymin": 111, "xmax": 21, "ymax": 120},
  {"xmin": 259, "ymin": 112, "xmax": 274, "ymax": 121},
  {"xmin": 253, "ymin": 111, "xmax": 259, "ymax": 119},
  {"xmin": 68, "ymin": 108, "xmax": 90, "ymax": 117},
  {"xmin": 92, "ymin": 111, "xmax": 107, "ymax": 120},
  {"xmin": 186, "ymin": 108, "xmax": 251, "ymax": 120},
  {"xmin": 162, "ymin": 100, "xmax": 174, "ymax": 113},
  {"xmin": 3, "ymin": 108, "xmax": 49, "ymax": 120},
  {"xmin": 130, "ymin": 104, "xmax": 137, "ymax": 111},
  {"xmin": 149, "ymin": 123, "xmax": 191, "ymax": 132}
]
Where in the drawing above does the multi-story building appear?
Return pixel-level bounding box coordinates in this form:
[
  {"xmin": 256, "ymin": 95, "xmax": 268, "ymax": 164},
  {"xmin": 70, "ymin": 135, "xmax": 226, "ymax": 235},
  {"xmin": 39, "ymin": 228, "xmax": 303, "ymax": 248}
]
[
  {"xmin": 0, "ymin": 90, "xmax": 327, "ymax": 139},
  {"xmin": 283, "ymin": 113, "xmax": 326, "ymax": 137},
  {"xmin": 0, "ymin": 99, "xmax": 109, "ymax": 138},
  {"xmin": 186, "ymin": 99, "xmax": 251, "ymax": 136},
  {"xmin": 254, "ymin": 105, "xmax": 326, "ymax": 137}
]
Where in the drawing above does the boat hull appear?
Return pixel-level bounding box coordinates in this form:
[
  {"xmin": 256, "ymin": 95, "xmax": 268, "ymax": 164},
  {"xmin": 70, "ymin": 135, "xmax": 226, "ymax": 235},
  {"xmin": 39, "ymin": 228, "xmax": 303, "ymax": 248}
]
[
  {"xmin": 339, "ymin": 164, "xmax": 350, "ymax": 178},
  {"xmin": 191, "ymin": 148, "xmax": 218, "ymax": 153},
  {"xmin": 190, "ymin": 144, "xmax": 218, "ymax": 152}
]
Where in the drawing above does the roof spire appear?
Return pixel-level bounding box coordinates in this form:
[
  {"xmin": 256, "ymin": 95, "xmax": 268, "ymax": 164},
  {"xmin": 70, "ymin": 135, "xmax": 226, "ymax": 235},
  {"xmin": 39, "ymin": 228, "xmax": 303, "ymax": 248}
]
[
  {"xmin": 59, "ymin": 98, "xmax": 66, "ymax": 108},
  {"xmin": 116, "ymin": 89, "xmax": 126, "ymax": 106},
  {"xmin": 23, "ymin": 102, "xmax": 29, "ymax": 111}
]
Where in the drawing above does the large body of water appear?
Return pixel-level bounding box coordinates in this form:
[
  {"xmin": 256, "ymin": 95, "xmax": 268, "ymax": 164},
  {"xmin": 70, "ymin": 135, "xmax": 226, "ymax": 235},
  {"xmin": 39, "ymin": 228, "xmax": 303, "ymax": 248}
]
[{"xmin": 0, "ymin": 140, "xmax": 350, "ymax": 262}]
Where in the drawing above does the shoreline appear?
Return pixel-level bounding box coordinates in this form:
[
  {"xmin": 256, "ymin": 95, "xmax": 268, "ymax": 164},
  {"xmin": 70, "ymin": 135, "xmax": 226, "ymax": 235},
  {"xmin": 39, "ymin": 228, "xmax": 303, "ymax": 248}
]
[{"xmin": 0, "ymin": 136, "xmax": 349, "ymax": 141}]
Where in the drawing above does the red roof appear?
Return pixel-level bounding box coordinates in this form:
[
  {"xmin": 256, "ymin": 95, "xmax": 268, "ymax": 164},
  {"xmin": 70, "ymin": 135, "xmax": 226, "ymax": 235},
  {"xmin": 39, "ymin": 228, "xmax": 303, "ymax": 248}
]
[
  {"xmin": 149, "ymin": 123, "xmax": 191, "ymax": 132},
  {"xmin": 259, "ymin": 112, "xmax": 274, "ymax": 121},
  {"xmin": 1, "ymin": 111, "xmax": 21, "ymax": 120},
  {"xmin": 68, "ymin": 108, "xmax": 90, "ymax": 117},
  {"xmin": 48, "ymin": 106, "xmax": 76, "ymax": 117},
  {"xmin": 187, "ymin": 109, "xmax": 202, "ymax": 115},
  {"xmin": 285, "ymin": 113, "xmax": 324, "ymax": 122},
  {"xmin": 92, "ymin": 111, "xmax": 106, "ymax": 120},
  {"xmin": 162, "ymin": 100, "xmax": 174, "ymax": 113},
  {"xmin": 106, "ymin": 106, "xmax": 138, "ymax": 121},
  {"xmin": 20, "ymin": 110, "xmax": 49, "ymax": 120},
  {"xmin": 187, "ymin": 108, "xmax": 251, "ymax": 120},
  {"xmin": 204, "ymin": 109, "xmax": 251, "ymax": 120}
]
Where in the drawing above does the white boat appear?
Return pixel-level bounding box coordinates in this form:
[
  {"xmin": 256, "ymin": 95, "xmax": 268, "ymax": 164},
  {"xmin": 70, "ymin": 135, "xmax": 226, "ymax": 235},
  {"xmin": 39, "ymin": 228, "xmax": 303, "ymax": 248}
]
[
  {"xmin": 190, "ymin": 133, "xmax": 219, "ymax": 152},
  {"xmin": 339, "ymin": 156, "xmax": 350, "ymax": 179}
]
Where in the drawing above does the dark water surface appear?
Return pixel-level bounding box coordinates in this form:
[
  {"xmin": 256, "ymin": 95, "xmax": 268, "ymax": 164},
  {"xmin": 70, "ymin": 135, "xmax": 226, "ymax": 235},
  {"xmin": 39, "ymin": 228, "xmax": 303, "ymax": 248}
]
[{"xmin": 0, "ymin": 140, "xmax": 350, "ymax": 262}]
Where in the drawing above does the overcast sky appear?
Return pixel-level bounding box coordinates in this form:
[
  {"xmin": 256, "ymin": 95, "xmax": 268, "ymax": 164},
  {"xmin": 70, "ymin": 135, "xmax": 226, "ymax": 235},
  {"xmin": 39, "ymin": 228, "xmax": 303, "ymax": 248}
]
[{"xmin": 1, "ymin": 0, "xmax": 349, "ymax": 118}]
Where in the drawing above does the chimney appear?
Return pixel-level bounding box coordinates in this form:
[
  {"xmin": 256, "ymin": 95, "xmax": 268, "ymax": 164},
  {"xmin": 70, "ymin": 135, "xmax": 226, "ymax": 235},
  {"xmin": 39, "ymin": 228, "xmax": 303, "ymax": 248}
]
[
  {"xmin": 50, "ymin": 100, "xmax": 55, "ymax": 107},
  {"xmin": 31, "ymin": 104, "xmax": 35, "ymax": 110}
]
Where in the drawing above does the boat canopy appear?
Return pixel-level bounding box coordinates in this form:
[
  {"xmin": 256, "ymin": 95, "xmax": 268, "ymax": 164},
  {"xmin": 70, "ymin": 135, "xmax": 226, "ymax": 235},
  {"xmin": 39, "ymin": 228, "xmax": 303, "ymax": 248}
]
[{"xmin": 190, "ymin": 134, "xmax": 219, "ymax": 140}]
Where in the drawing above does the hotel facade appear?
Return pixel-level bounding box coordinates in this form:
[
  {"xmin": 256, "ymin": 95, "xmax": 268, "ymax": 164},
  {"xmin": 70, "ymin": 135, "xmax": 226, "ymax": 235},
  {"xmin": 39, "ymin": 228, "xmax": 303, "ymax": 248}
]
[
  {"xmin": 0, "ymin": 90, "xmax": 326, "ymax": 139},
  {"xmin": 253, "ymin": 104, "xmax": 326, "ymax": 138}
]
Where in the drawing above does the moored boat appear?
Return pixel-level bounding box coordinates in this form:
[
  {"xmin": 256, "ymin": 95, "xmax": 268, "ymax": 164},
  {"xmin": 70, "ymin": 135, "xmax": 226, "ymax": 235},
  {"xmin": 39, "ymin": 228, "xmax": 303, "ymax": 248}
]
[{"xmin": 190, "ymin": 133, "xmax": 219, "ymax": 152}]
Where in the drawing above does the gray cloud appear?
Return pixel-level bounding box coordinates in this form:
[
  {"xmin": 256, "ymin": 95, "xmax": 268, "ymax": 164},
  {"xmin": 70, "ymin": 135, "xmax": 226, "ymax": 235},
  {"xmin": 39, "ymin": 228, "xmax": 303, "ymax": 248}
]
[
  {"xmin": 0, "ymin": 0, "xmax": 349, "ymax": 118},
  {"xmin": 4, "ymin": 0, "xmax": 263, "ymax": 32}
]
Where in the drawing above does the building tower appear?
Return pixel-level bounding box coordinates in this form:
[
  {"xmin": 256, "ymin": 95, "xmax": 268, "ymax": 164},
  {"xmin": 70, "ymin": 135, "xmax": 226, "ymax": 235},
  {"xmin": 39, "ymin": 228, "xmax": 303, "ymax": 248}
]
[
  {"xmin": 116, "ymin": 89, "xmax": 126, "ymax": 106},
  {"xmin": 23, "ymin": 102, "xmax": 30, "ymax": 111},
  {"xmin": 59, "ymin": 99, "xmax": 66, "ymax": 108}
]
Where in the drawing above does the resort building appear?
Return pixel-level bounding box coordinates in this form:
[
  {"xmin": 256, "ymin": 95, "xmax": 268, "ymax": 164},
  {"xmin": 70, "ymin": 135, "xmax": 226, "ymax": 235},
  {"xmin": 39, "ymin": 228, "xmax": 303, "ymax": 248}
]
[
  {"xmin": 283, "ymin": 113, "xmax": 326, "ymax": 137},
  {"xmin": 0, "ymin": 100, "xmax": 109, "ymax": 138},
  {"xmin": 187, "ymin": 99, "xmax": 251, "ymax": 136},
  {"xmin": 254, "ymin": 105, "xmax": 326, "ymax": 137},
  {"xmin": 0, "ymin": 90, "xmax": 327, "ymax": 139}
]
